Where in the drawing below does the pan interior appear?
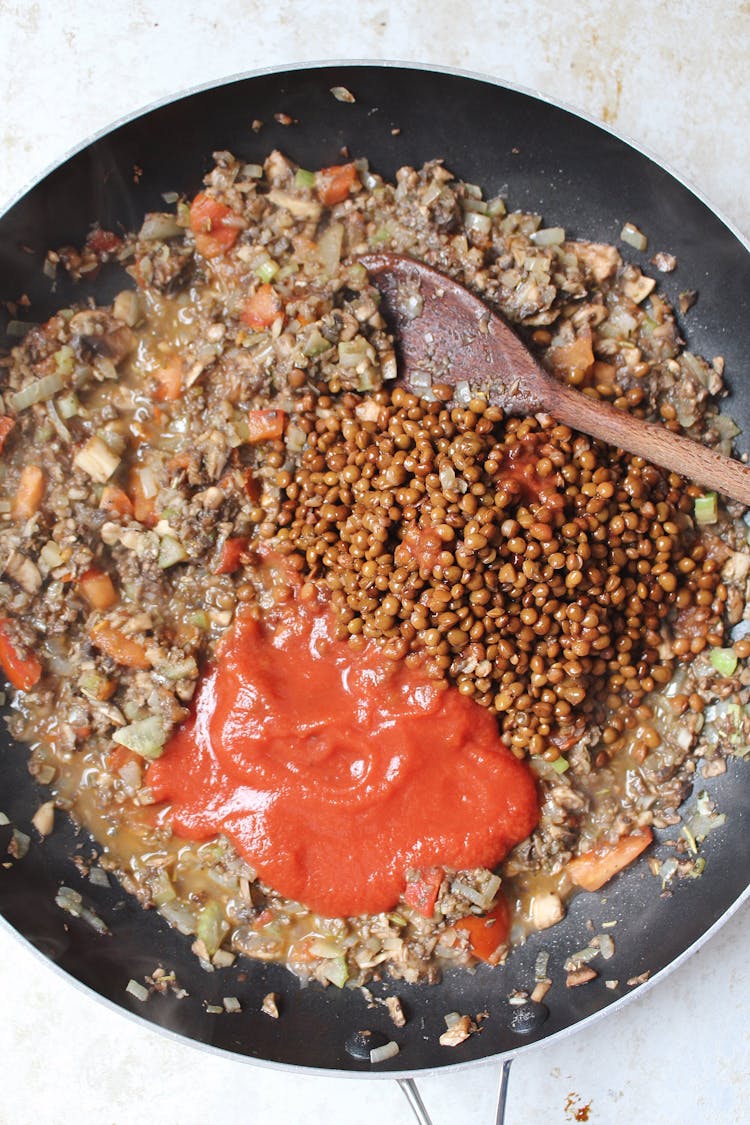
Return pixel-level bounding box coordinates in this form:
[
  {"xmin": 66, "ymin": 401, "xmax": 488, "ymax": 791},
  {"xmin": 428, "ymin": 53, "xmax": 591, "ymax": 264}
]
[{"xmin": 1, "ymin": 63, "xmax": 749, "ymax": 1073}]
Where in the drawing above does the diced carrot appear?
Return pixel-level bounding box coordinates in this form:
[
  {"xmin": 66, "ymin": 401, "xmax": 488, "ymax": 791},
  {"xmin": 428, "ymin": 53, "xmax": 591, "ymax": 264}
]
[
  {"xmin": 100, "ymin": 485, "xmax": 134, "ymax": 519},
  {"xmin": 78, "ymin": 567, "xmax": 118, "ymax": 610},
  {"xmin": 316, "ymin": 163, "xmax": 359, "ymax": 207},
  {"xmin": 454, "ymin": 896, "xmax": 511, "ymax": 964},
  {"xmin": 567, "ymin": 829, "xmax": 653, "ymax": 892},
  {"xmin": 85, "ymin": 229, "xmax": 122, "ymax": 255},
  {"xmin": 11, "ymin": 465, "xmax": 44, "ymax": 522},
  {"xmin": 90, "ymin": 621, "xmax": 150, "ymax": 669},
  {"xmin": 153, "ymin": 355, "xmax": 184, "ymax": 401},
  {"xmin": 129, "ymin": 467, "xmax": 158, "ymax": 528},
  {"xmin": 241, "ymin": 283, "xmax": 284, "ymax": 329},
  {"xmin": 403, "ymin": 867, "xmax": 444, "ymax": 918},
  {"xmin": 246, "ymin": 409, "xmax": 286, "ymax": 443},
  {"xmin": 108, "ymin": 744, "xmax": 140, "ymax": 773},
  {"xmin": 213, "ymin": 536, "xmax": 250, "ymax": 575},
  {"xmin": 0, "ymin": 618, "xmax": 42, "ymax": 692},
  {"xmin": 0, "ymin": 416, "xmax": 15, "ymax": 454},
  {"xmin": 190, "ymin": 191, "xmax": 240, "ymax": 258}
]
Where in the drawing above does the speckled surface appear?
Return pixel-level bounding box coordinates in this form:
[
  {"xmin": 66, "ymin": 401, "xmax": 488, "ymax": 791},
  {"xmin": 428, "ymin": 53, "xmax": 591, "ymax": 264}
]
[{"xmin": 0, "ymin": 4, "xmax": 749, "ymax": 1123}]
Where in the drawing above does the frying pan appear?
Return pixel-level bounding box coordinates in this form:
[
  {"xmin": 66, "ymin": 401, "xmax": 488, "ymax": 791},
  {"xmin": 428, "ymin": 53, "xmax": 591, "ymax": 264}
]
[{"xmin": 1, "ymin": 62, "xmax": 749, "ymax": 1077}]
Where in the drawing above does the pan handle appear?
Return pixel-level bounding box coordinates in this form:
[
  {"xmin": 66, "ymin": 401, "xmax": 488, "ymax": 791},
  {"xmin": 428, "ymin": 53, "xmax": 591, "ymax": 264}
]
[
  {"xmin": 397, "ymin": 1060, "xmax": 513, "ymax": 1124},
  {"xmin": 397, "ymin": 1078, "xmax": 433, "ymax": 1124}
]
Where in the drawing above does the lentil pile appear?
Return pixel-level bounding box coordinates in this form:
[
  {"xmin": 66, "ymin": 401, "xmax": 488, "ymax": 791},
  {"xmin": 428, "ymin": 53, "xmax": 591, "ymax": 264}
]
[
  {"xmin": 1, "ymin": 146, "xmax": 749, "ymax": 993},
  {"xmin": 268, "ymin": 388, "xmax": 724, "ymax": 762}
]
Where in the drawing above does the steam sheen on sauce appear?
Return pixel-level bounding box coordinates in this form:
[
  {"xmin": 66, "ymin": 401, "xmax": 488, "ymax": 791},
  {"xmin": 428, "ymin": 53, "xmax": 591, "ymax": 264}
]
[{"xmin": 147, "ymin": 591, "xmax": 539, "ymax": 917}]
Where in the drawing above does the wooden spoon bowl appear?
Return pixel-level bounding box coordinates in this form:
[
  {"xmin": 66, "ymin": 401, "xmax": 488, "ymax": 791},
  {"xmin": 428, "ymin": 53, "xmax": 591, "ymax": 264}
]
[{"xmin": 361, "ymin": 253, "xmax": 750, "ymax": 505}]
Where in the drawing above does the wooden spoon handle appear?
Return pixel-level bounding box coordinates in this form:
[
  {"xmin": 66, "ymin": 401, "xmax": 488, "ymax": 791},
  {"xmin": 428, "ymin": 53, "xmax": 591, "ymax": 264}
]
[{"xmin": 540, "ymin": 377, "xmax": 750, "ymax": 504}]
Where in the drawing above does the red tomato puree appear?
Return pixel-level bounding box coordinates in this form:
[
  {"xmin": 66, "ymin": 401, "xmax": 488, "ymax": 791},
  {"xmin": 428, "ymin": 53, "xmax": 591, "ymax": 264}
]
[{"xmin": 147, "ymin": 590, "xmax": 539, "ymax": 917}]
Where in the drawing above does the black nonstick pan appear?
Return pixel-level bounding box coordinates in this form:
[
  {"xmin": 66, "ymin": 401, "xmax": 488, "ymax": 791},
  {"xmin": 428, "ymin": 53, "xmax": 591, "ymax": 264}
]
[{"xmin": 1, "ymin": 62, "xmax": 749, "ymax": 1077}]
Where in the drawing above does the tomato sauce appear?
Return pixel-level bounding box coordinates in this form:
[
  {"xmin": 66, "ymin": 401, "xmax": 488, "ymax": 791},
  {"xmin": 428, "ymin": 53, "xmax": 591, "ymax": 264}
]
[{"xmin": 147, "ymin": 590, "xmax": 539, "ymax": 917}]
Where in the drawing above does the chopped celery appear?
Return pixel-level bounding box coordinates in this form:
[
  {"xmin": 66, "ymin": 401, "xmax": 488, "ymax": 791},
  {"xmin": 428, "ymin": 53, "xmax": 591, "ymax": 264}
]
[
  {"xmin": 303, "ymin": 328, "xmax": 331, "ymax": 358},
  {"xmin": 370, "ymin": 226, "xmax": 391, "ymax": 245},
  {"xmin": 197, "ymin": 901, "xmax": 229, "ymax": 957},
  {"xmin": 57, "ymin": 392, "xmax": 80, "ymax": 419},
  {"xmin": 53, "ymin": 345, "xmax": 75, "ymax": 376},
  {"xmin": 158, "ymin": 535, "xmax": 187, "ymax": 569},
  {"xmin": 151, "ymin": 869, "xmax": 176, "ymax": 907},
  {"xmin": 694, "ymin": 492, "xmax": 718, "ymax": 525},
  {"xmin": 710, "ymin": 647, "xmax": 738, "ymax": 677},
  {"xmin": 112, "ymin": 715, "xmax": 166, "ymax": 760},
  {"xmin": 294, "ymin": 168, "xmax": 316, "ymax": 189},
  {"xmin": 552, "ymin": 756, "xmax": 570, "ymax": 774},
  {"xmin": 320, "ymin": 954, "xmax": 349, "ymax": 988},
  {"xmin": 79, "ymin": 669, "xmax": 112, "ymax": 702},
  {"xmin": 255, "ymin": 258, "xmax": 279, "ymax": 283},
  {"xmin": 308, "ymin": 936, "xmax": 345, "ymax": 959}
]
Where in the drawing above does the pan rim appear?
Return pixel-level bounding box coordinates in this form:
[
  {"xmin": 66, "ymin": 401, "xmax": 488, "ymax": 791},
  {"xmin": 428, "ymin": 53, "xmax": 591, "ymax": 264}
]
[
  {"xmin": 1, "ymin": 57, "xmax": 749, "ymax": 1078},
  {"xmin": 1, "ymin": 57, "xmax": 748, "ymax": 254}
]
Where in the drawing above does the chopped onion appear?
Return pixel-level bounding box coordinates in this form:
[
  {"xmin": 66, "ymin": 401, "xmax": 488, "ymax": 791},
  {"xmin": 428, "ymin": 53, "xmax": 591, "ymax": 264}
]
[
  {"xmin": 330, "ymin": 85, "xmax": 355, "ymax": 103},
  {"xmin": 620, "ymin": 221, "xmax": 648, "ymax": 251},
  {"xmin": 530, "ymin": 226, "xmax": 565, "ymax": 247},
  {"xmin": 454, "ymin": 380, "xmax": 472, "ymax": 404},
  {"xmin": 137, "ymin": 464, "xmax": 158, "ymax": 499},
  {"xmin": 47, "ymin": 399, "xmax": 71, "ymax": 442},
  {"xmin": 10, "ymin": 371, "xmax": 65, "ymax": 412},
  {"xmin": 139, "ymin": 213, "xmax": 182, "ymax": 241},
  {"xmin": 160, "ymin": 901, "xmax": 197, "ymax": 935},
  {"xmin": 370, "ymin": 1040, "xmax": 399, "ymax": 1064},
  {"xmin": 89, "ymin": 867, "xmax": 110, "ymax": 887},
  {"xmin": 463, "ymin": 210, "xmax": 492, "ymax": 235},
  {"xmin": 317, "ymin": 222, "xmax": 344, "ymax": 275},
  {"xmin": 126, "ymin": 979, "xmax": 149, "ymax": 1002},
  {"xmin": 410, "ymin": 368, "xmax": 432, "ymax": 389},
  {"xmin": 242, "ymin": 164, "xmax": 264, "ymax": 179},
  {"xmin": 223, "ymin": 996, "xmax": 242, "ymax": 1013},
  {"xmin": 462, "ymin": 197, "xmax": 489, "ymax": 215}
]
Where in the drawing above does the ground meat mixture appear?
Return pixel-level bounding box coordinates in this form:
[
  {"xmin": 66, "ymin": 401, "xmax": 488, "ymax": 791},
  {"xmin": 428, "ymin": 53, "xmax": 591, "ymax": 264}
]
[{"xmin": 1, "ymin": 149, "xmax": 749, "ymax": 991}]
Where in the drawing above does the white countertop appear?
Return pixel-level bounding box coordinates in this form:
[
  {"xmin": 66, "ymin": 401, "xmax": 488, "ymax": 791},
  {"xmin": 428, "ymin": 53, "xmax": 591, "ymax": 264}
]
[{"xmin": 1, "ymin": 4, "xmax": 749, "ymax": 1123}]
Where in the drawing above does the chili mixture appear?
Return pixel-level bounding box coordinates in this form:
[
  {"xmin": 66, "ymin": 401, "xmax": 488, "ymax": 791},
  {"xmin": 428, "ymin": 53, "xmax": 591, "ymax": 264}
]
[{"xmin": 1, "ymin": 148, "xmax": 748, "ymax": 991}]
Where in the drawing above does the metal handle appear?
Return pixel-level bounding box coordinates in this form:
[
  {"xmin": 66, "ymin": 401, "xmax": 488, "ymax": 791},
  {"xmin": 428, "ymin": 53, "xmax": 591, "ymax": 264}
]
[
  {"xmin": 398, "ymin": 1078, "xmax": 433, "ymax": 1125},
  {"xmin": 397, "ymin": 1059, "xmax": 513, "ymax": 1125}
]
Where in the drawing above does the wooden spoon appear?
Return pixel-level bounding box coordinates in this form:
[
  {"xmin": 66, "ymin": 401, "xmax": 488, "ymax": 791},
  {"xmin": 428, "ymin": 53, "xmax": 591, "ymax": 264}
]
[{"xmin": 361, "ymin": 252, "xmax": 750, "ymax": 505}]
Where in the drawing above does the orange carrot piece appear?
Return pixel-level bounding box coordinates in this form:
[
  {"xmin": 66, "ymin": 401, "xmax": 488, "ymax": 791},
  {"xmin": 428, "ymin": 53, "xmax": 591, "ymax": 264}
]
[
  {"xmin": 246, "ymin": 409, "xmax": 286, "ymax": 443},
  {"xmin": 90, "ymin": 621, "xmax": 150, "ymax": 669},
  {"xmin": 153, "ymin": 356, "xmax": 184, "ymax": 402},
  {"xmin": 78, "ymin": 567, "xmax": 118, "ymax": 610},
  {"xmin": 0, "ymin": 416, "xmax": 15, "ymax": 454},
  {"xmin": 0, "ymin": 618, "xmax": 42, "ymax": 692},
  {"xmin": 129, "ymin": 467, "xmax": 158, "ymax": 527},
  {"xmin": 100, "ymin": 485, "xmax": 134, "ymax": 519},
  {"xmin": 241, "ymin": 284, "xmax": 284, "ymax": 329},
  {"xmin": 108, "ymin": 745, "xmax": 140, "ymax": 773},
  {"xmin": 11, "ymin": 465, "xmax": 44, "ymax": 522},
  {"xmin": 567, "ymin": 829, "xmax": 653, "ymax": 892},
  {"xmin": 454, "ymin": 897, "xmax": 511, "ymax": 964},
  {"xmin": 213, "ymin": 536, "xmax": 250, "ymax": 575},
  {"xmin": 190, "ymin": 191, "xmax": 240, "ymax": 258},
  {"xmin": 316, "ymin": 163, "xmax": 359, "ymax": 207}
]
